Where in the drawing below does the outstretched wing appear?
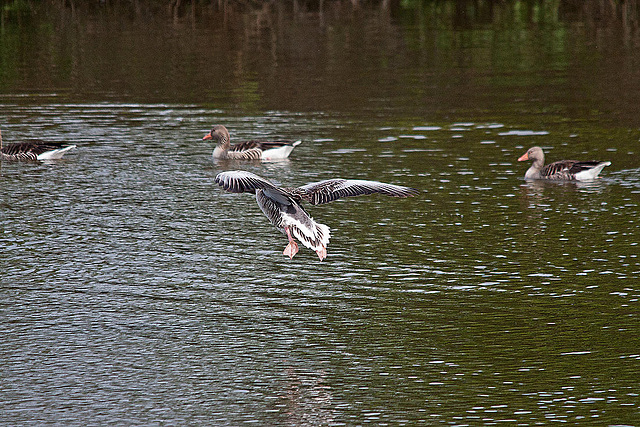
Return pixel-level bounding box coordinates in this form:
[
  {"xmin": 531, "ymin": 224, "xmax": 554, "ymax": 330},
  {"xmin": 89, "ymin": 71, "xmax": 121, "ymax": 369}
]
[
  {"xmin": 214, "ymin": 170, "xmax": 279, "ymax": 193},
  {"xmin": 298, "ymin": 179, "xmax": 420, "ymax": 205}
]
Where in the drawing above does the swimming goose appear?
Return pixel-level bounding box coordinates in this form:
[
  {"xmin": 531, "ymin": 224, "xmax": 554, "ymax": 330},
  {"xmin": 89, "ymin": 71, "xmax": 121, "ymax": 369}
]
[
  {"xmin": 215, "ymin": 170, "xmax": 419, "ymax": 261},
  {"xmin": 0, "ymin": 129, "xmax": 76, "ymax": 161},
  {"xmin": 203, "ymin": 125, "xmax": 301, "ymax": 160},
  {"xmin": 518, "ymin": 146, "xmax": 611, "ymax": 181}
]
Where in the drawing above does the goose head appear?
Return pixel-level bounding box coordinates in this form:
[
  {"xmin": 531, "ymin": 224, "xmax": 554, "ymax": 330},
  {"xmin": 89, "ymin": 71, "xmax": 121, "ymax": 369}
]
[
  {"xmin": 202, "ymin": 125, "xmax": 231, "ymax": 145},
  {"xmin": 518, "ymin": 146, "xmax": 545, "ymax": 166}
]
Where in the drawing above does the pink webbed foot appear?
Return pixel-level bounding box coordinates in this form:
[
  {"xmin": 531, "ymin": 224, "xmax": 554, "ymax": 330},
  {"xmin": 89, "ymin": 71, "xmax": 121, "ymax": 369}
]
[
  {"xmin": 316, "ymin": 246, "xmax": 327, "ymax": 261},
  {"xmin": 283, "ymin": 226, "xmax": 299, "ymax": 259},
  {"xmin": 283, "ymin": 241, "xmax": 299, "ymax": 259}
]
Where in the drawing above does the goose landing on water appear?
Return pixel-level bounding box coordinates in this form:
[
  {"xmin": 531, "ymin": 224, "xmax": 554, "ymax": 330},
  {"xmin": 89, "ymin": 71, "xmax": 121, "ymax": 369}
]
[
  {"xmin": 518, "ymin": 146, "xmax": 611, "ymax": 181},
  {"xmin": 0, "ymin": 129, "xmax": 76, "ymax": 161},
  {"xmin": 203, "ymin": 125, "xmax": 301, "ymax": 160},
  {"xmin": 214, "ymin": 170, "xmax": 419, "ymax": 261}
]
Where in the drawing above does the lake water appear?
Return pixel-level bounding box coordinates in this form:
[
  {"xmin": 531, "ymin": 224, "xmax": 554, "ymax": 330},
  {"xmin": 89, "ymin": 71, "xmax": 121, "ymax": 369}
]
[{"xmin": 1, "ymin": 1, "xmax": 639, "ymax": 425}]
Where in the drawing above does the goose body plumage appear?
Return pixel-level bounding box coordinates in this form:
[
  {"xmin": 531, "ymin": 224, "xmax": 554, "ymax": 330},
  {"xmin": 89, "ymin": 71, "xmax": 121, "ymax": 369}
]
[
  {"xmin": 204, "ymin": 125, "xmax": 301, "ymax": 160},
  {"xmin": 0, "ymin": 129, "xmax": 76, "ymax": 161},
  {"xmin": 518, "ymin": 146, "xmax": 610, "ymax": 181},
  {"xmin": 215, "ymin": 170, "xmax": 419, "ymax": 260}
]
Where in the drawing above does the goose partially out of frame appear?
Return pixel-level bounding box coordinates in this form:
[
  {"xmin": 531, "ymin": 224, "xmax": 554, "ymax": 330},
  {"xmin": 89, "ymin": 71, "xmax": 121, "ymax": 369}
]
[{"xmin": 0, "ymin": 128, "xmax": 76, "ymax": 161}]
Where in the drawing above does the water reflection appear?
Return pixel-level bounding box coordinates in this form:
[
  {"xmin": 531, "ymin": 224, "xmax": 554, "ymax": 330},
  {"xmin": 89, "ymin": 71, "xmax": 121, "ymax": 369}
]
[
  {"xmin": 1, "ymin": 103, "xmax": 639, "ymax": 424},
  {"xmin": 519, "ymin": 178, "xmax": 611, "ymax": 200},
  {"xmin": 1, "ymin": 1, "xmax": 640, "ymax": 126},
  {"xmin": 279, "ymin": 368, "xmax": 334, "ymax": 426},
  {"xmin": 2, "ymin": 1, "xmax": 640, "ymax": 424}
]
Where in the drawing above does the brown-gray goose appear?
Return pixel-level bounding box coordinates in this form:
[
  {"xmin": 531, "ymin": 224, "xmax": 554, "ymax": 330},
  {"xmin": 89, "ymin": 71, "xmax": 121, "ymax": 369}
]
[
  {"xmin": 518, "ymin": 146, "xmax": 611, "ymax": 181},
  {"xmin": 0, "ymin": 129, "xmax": 76, "ymax": 161},
  {"xmin": 203, "ymin": 125, "xmax": 301, "ymax": 160},
  {"xmin": 215, "ymin": 170, "xmax": 419, "ymax": 261}
]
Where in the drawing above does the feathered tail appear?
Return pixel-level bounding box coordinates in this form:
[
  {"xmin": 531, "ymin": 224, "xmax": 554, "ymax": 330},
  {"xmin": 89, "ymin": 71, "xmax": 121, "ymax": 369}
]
[
  {"xmin": 37, "ymin": 145, "xmax": 77, "ymax": 160},
  {"xmin": 284, "ymin": 211, "xmax": 331, "ymax": 259}
]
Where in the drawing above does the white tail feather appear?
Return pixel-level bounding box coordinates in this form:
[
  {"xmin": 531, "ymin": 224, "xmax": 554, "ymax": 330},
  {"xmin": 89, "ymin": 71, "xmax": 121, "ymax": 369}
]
[
  {"xmin": 37, "ymin": 145, "xmax": 77, "ymax": 160},
  {"xmin": 574, "ymin": 161, "xmax": 611, "ymax": 181},
  {"xmin": 285, "ymin": 214, "xmax": 331, "ymax": 253},
  {"xmin": 261, "ymin": 141, "xmax": 302, "ymax": 160}
]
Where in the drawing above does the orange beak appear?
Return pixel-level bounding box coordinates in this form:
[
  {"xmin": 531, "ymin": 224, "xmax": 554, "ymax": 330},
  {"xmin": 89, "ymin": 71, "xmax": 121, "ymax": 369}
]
[
  {"xmin": 202, "ymin": 132, "xmax": 212, "ymax": 140},
  {"xmin": 517, "ymin": 152, "xmax": 529, "ymax": 162}
]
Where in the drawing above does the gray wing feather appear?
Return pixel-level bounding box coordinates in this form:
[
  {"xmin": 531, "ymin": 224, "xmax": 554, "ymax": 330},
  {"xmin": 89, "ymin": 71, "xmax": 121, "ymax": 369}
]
[
  {"xmin": 215, "ymin": 170, "xmax": 278, "ymax": 193},
  {"xmin": 299, "ymin": 179, "xmax": 420, "ymax": 205},
  {"xmin": 263, "ymin": 188, "xmax": 292, "ymax": 205},
  {"xmin": 225, "ymin": 148, "xmax": 264, "ymax": 160},
  {"xmin": 256, "ymin": 190, "xmax": 286, "ymax": 228},
  {"xmin": 541, "ymin": 160, "xmax": 575, "ymax": 178}
]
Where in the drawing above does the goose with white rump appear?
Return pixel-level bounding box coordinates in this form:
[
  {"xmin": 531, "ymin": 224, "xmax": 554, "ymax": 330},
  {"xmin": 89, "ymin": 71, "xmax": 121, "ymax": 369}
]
[
  {"xmin": 203, "ymin": 125, "xmax": 301, "ymax": 160},
  {"xmin": 0, "ymin": 128, "xmax": 76, "ymax": 161},
  {"xmin": 214, "ymin": 170, "xmax": 419, "ymax": 261},
  {"xmin": 517, "ymin": 146, "xmax": 611, "ymax": 181}
]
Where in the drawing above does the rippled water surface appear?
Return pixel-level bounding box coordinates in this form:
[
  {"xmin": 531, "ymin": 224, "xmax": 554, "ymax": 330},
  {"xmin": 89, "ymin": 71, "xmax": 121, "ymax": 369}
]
[{"xmin": 2, "ymin": 2, "xmax": 640, "ymax": 425}]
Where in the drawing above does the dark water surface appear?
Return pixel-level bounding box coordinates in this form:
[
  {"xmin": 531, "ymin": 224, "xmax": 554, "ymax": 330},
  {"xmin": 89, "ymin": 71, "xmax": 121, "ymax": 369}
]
[{"xmin": 1, "ymin": 2, "xmax": 639, "ymax": 425}]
